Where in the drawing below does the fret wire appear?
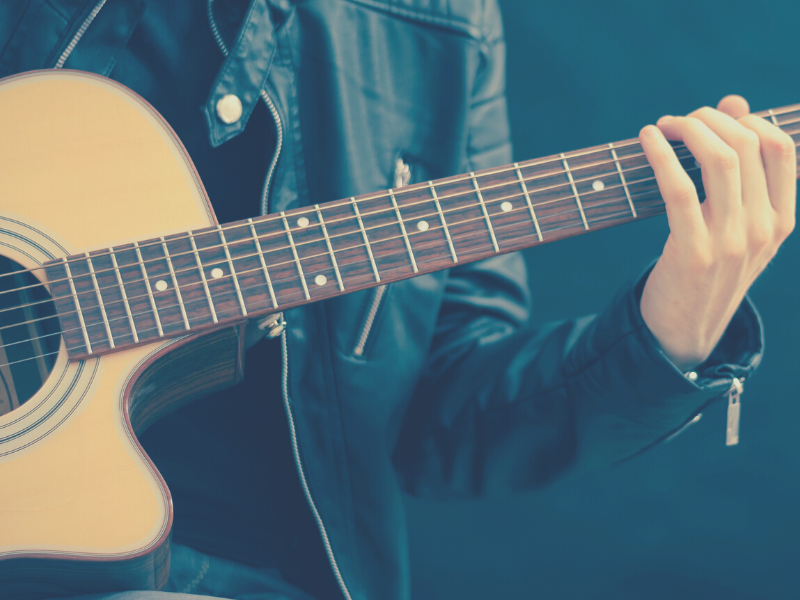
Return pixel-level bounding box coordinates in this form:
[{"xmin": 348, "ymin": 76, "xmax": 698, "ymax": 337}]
[
  {"xmin": 134, "ymin": 242, "xmax": 164, "ymax": 337},
  {"xmin": 470, "ymin": 173, "xmax": 500, "ymax": 252},
  {"xmin": 560, "ymin": 153, "xmax": 590, "ymax": 230},
  {"xmin": 160, "ymin": 237, "xmax": 190, "ymax": 330},
  {"xmin": 189, "ymin": 233, "xmax": 219, "ymax": 324},
  {"xmin": 248, "ymin": 218, "xmax": 279, "ymax": 308},
  {"xmin": 217, "ymin": 226, "xmax": 248, "ymax": 316},
  {"xmin": 608, "ymin": 143, "xmax": 637, "ymax": 218},
  {"xmin": 27, "ymin": 144, "xmax": 692, "ymax": 293},
  {"xmin": 280, "ymin": 212, "xmax": 311, "ymax": 301},
  {"xmin": 428, "ymin": 182, "xmax": 458, "ymax": 263},
  {"xmin": 85, "ymin": 253, "xmax": 115, "ymax": 349},
  {"xmin": 110, "ymin": 250, "xmax": 138, "ymax": 343},
  {"xmin": 26, "ymin": 124, "xmax": 800, "ymax": 312},
  {"xmin": 62, "ymin": 257, "xmax": 92, "ymax": 354},
  {"xmin": 55, "ymin": 166, "xmax": 652, "ymax": 330},
  {"xmin": 315, "ymin": 205, "xmax": 345, "ymax": 291},
  {"xmin": 768, "ymin": 108, "xmax": 779, "ymax": 126},
  {"xmin": 388, "ymin": 189, "xmax": 419, "ymax": 273},
  {"xmin": 350, "ymin": 197, "xmax": 381, "ymax": 282},
  {"xmin": 513, "ymin": 164, "xmax": 544, "ymax": 242},
  {"xmin": 50, "ymin": 154, "xmax": 675, "ymax": 331},
  {"xmin": 44, "ymin": 187, "xmax": 661, "ymax": 351},
  {"xmin": 12, "ymin": 107, "xmax": 800, "ymax": 288}
]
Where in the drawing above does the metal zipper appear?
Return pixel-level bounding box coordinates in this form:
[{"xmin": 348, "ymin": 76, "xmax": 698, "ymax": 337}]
[
  {"xmin": 351, "ymin": 157, "xmax": 412, "ymax": 356},
  {"xmin": 207, "ymin": 0, "xmax": 284, "ymax": 214},
  {"xmin": 209, "ymin": 4, "xmax": 351, "ymax": 598},
  {"xmin": 259, "ymin": 89, "xmax": 284, "ymax": 215},
  {"xmin": 726, "ymin": 376, "xmax": 743, "ymax": 446},
  {"xmin": 353, "ymin": 285, "xmax": 386, "ymax": 357},
  {"xmin": 281, "ymin": 332, "xmax": 354, "ymax": 600},
  {"xmin": 208, "ymin": 0, "xmax": 287, "ymax": 335},
  {"xmin": 54, "ymin": 0, "xmax": 108, "ymax": 69}
]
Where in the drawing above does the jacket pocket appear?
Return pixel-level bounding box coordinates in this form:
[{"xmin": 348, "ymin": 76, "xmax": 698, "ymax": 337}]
[{"xmin": 350, "ymin": 155, "xmax": 424, "ymax": 356}]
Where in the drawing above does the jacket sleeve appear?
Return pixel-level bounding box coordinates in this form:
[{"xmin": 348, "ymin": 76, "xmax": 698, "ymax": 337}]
[{"xmin": 391, "ymin": 1, "xmax": 764, "ymax": 499}]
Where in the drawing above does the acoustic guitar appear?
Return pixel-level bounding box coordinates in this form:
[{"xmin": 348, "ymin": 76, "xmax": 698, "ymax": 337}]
[{"xmin": 0, "ymin": 70, "xmax": 797, "ymax": 600}]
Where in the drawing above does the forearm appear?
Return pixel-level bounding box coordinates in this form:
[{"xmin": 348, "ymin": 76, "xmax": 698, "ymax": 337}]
[{"xmin": 394, "ymin": 264, "xmax": 763, "ymax": 499}]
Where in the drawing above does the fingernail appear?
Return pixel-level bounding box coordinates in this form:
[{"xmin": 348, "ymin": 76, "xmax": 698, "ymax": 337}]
[{"xmin": 657, "ymin": 115, "xmax": 674, "ymax": 125}]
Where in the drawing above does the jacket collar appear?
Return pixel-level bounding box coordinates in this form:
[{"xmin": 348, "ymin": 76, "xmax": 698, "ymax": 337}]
[{"xmin": 203, "ymin": 0, "xmax": 278, "ymax": 148}]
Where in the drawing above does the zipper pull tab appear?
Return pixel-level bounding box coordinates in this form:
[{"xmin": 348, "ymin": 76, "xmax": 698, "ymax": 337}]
[
  {"xmin": 726, "ymin": 377, "xmax": 743, "ymax": 446},
  {"xmin": 394, "ymin": 157, "xmax": 411, "ymax": 189}
]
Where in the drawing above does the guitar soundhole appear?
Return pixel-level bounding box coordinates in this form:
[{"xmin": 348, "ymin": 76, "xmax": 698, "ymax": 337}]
[{"xmin": 0, "ymin": 255, "xmax": 61, "ymax": 417}]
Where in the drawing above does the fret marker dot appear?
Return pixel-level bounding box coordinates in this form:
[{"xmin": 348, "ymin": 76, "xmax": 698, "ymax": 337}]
[
  {"xmin": 501, "ymin": 201, "xmax": 513, "ymax": 213},
  {"xmin": 592, "ymin": 180, "xmax": 605, "ymax": 191},
  {"xmin": 315, "ymin": 275, "xmax": 327, "ymax": 287},
  {"xmin": 417, "ymin": 220, "xmax": 429, "ymax": 232},
  {"xmin": 211, "ymin": 267, "xmax": 224, "ymax": 279},
  {"xmin": 154, "ymin": 280, "xmax": 168, "ymax": 292},
  {"xmin": 297, "ymin": 216, "xmax": 310, "ymax": 228}
]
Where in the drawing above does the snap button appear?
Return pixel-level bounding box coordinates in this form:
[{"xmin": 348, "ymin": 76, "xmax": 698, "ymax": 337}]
[
  {"xmin": 216, "ymin": 94, "xmax": 243, "ymax": 124},
  {"xmin": 686, "ymin": 371, "xmax": 698, "ymax": 381}
]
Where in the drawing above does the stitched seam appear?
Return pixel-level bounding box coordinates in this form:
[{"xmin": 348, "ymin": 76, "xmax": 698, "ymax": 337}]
[
  {"xmin": 0, "ymin": 1, "xmax": 45, "ymax": 67},
  {"xmin": 341, "ymin": 0, "xmax": 483, "ymax": 40},
  {"xmin": 178, "ymin": 554, "xmax": 210, "ymax": 594},
  {"xmin": 320, "ymin": 303, "xmax": 369, "ymax": 593},
  {"xmin": 43, "ymin": 0, "xmax": 69, "ymax": 23}
]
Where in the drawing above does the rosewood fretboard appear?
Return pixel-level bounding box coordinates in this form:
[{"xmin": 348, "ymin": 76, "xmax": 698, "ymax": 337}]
[{"xmin": 45, "ymin": 105, "xmax": 800, "ymax": 360}]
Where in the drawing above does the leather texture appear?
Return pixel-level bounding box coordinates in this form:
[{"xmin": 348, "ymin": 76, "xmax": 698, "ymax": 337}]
[{"xmin": 0, "ymin": 2, "xmax": 764, "ymax": 599}]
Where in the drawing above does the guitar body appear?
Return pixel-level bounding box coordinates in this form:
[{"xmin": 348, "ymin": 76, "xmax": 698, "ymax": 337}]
[{"xmin": 0, "ymin": 71, "xmax": 246, "ymax": 599}]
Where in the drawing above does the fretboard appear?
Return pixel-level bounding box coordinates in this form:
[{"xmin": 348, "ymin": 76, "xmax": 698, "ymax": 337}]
[{"xmin": 46, "ymin": 104, "xmax": 800, "ymax": 360}]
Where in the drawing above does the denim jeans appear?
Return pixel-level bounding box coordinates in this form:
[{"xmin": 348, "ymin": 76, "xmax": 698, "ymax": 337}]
[{"xmin": 49, "ymin": 544, "xmax": 319, "ymax": 600}]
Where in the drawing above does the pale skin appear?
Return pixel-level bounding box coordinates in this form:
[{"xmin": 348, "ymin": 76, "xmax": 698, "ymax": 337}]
[{"xmin": 640, "ymin": 95, "xmax": 797, "ymax": 371}]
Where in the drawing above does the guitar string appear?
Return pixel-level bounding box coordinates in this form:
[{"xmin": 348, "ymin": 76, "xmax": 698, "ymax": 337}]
[
  {"xmin": 0, "ymin": 106, "xmax": 798, "ymax": 286},
  {"xmin": 0, "ymin": 142, "xmax": 696, "ymax": 293},
  {"xmin": 0, "ymin": 147, "xmax": 688, "ymax": 311},
  {"xmin": 1, "ymin": 119, "xmax": 793, "ymax": 333},
  {"xmin": 4, "ymin": 112, "xmax": 800, "ymax": 329},
  {"xmin": 0, "ymin": 171, "xmax": 690, "ymax": 353},
  {"xmin": 0, "ymin": 155, "xmax": 692, "ymax": 330},
  {"xmin": 0, "ymin": 141, "xmax": 696, "ymax": 308},
  {"xmin": 7, "ymin": 107, "xmax": 800, "ymax": 295},
  {"xmin": 0, "ymin": 191, "xmax": 670, "ymax": 367},
  {"xmin": 3, "ymin": 109, "xmax": 799, "ymax": 294},
  {"xmin": 3, "ymin": 116, "xmax": 798, "ymax": 363},
  {"xmin": 0, "ymin": 183, "xmax": 667, "ymax": 341}
]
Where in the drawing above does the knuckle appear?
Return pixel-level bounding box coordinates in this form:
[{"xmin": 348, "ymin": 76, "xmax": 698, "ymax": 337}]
[
  {"xmin": 737, "ymin": 129, "xmax": 761, "ymax": 153},
  {"xmin": 748, "ymin": 220, "xmax": 773, "ymax": 249},
  {"xmin": 712, "ymin": 147, "xmax": 739, "ymax": 171},
  {"xmin": 766, "ymin": 133, "xmax": 796, "ymax": 160},
  {"xmin": 670, "ymin": 184, "xmax": 697, "ymax": 205},
  {"xmin": 720, "ymin": 237, "xmax": 747, "ymax": 261}
]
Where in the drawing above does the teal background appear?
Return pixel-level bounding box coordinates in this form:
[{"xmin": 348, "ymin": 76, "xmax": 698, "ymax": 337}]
[{"xmin": 408, "ymin": 1, "xmax": 800, "ymax": 598}]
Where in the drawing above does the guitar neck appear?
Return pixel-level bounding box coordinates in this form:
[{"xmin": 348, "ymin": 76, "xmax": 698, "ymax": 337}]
[{"xmin": 46, "ymin": 104, "xmax": 800, "ymax": 360}]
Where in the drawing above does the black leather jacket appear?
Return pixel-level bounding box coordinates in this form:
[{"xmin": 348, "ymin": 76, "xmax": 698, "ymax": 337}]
[{"xmin": 0, "ymin": 1, "xmax": 763, "ymax": 599}]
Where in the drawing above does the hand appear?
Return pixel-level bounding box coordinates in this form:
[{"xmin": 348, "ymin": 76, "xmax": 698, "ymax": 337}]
[{"xmin": 638, "ymin": 95, "xmax": 796, "ymax": 371}]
